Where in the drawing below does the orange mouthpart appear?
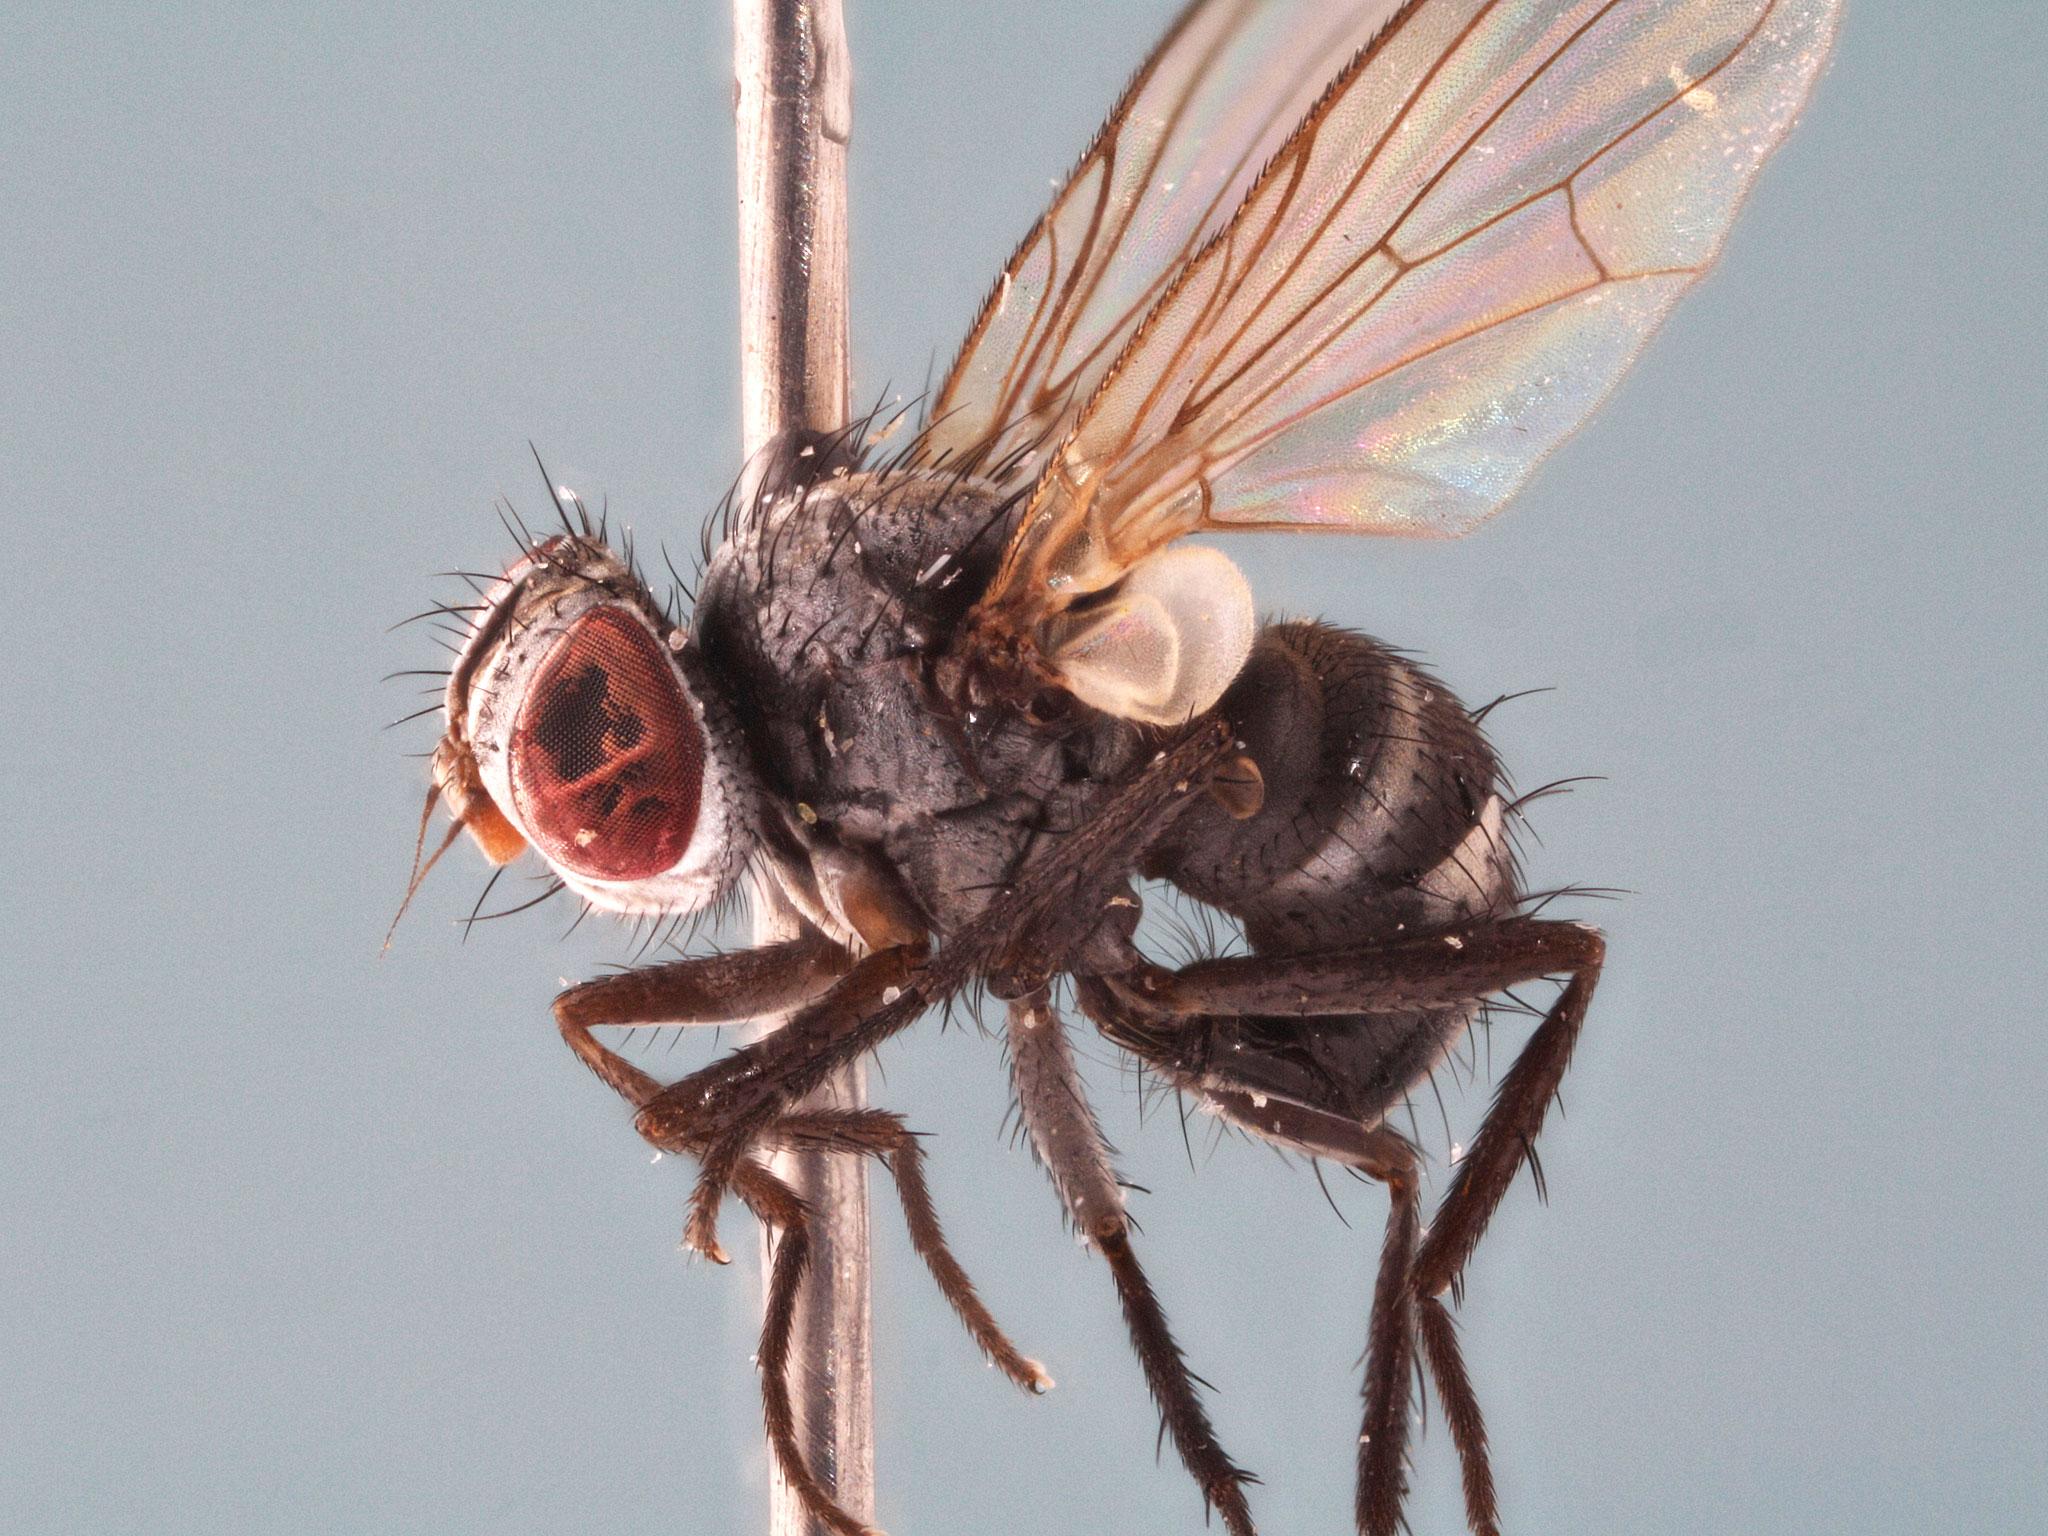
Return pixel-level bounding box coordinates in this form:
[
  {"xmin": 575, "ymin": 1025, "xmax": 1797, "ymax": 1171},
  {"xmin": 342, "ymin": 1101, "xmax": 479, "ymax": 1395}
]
[
  {"xmin": 461, "ymin": 796, "xmax": 528, "ymax": 866},
  {"xmin": 432, "ymin": 734, "xmax": 529, "ymax": 867}
]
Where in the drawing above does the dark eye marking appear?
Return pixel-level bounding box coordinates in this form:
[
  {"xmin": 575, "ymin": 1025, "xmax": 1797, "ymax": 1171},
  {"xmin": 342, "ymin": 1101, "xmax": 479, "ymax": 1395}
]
[
  {"xmin": 508, "ymin": 607, "xmax": 705, "ymax": 883},
  {"xmin": 529, "ymin": 664, "xmax": 625, "ymax": 783}
]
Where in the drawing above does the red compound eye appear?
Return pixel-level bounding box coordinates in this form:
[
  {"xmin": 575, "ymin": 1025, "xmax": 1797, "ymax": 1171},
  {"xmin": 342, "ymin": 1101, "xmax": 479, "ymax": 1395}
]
[{"xmin": 507, "ymin": 607, "xmax": 704, "ymax": 882}]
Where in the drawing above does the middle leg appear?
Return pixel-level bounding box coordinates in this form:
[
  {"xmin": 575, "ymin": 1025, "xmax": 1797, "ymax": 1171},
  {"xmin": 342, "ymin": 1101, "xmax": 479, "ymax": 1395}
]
[{"xmin": 1006, "ymin": 991, "xmax": 1259, "ymax": 1536}]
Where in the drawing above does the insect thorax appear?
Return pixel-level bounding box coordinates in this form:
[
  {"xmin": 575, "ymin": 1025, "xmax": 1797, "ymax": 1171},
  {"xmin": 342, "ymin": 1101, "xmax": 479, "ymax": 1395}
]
[{"xmin": 691, "ymin": 468, "xmax": 1145, "ymax": 933}]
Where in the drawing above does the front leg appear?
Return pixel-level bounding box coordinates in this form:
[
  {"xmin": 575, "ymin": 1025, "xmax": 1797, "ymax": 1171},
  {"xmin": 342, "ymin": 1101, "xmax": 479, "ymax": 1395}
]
[
  {"xmin": 554, "ymin": 938, "xmax": 1042, "ymax": 1536},
  {"xmin": 624, "ymin": 944, "xmax": 927, "ymax": 1259},
  {"xmin": 553, "ymin": 931, "xmax": 852, "ymax": 1107},
  {"xmin": 553, "ymin": 934, "xmax": 889, "ymax": 1272},
  {"xmin": 559, "ymin": 939, "xmax": 1041, "ymax": 1372},
  {"xmin": 556, "ymin": 938, "xmax": 929, "ymax": 1267}
]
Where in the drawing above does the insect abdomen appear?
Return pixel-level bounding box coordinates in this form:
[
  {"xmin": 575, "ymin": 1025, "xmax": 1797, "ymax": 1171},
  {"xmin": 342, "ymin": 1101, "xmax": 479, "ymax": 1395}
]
[{"xmin": 1143, "ymin": 622, "xmax": 1518, "ymax": 1126}]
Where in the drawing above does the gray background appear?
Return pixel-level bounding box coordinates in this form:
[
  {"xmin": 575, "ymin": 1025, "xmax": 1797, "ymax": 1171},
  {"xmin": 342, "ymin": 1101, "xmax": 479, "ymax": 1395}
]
[{"xmin": 3, "ymin": 3, "xmax": 2042, "ymax": 1533}]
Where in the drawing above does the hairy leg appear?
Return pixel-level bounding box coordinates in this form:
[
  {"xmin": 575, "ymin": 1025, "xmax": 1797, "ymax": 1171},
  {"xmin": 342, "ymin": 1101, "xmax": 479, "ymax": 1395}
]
[
  {"xmin": 1081, "ymin": 916, "xmax": 1602, "ymax": 1536},
  {"xmin": 556, "ymin": 960, "xmax": 1044, "ymax": 1535},
  {"xmin": 1007, "ymin": 992, "xmax": 1258, "ymax": 1536}
]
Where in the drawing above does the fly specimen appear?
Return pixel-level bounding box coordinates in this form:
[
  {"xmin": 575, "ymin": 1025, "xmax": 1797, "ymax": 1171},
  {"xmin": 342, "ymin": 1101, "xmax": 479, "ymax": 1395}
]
[{"xmin": 407, "ymin": 2, "xmax": 1842, "ymax": 1532}]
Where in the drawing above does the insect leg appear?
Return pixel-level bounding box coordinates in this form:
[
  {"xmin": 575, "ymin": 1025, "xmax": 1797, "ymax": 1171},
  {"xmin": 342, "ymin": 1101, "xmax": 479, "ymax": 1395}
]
[
  {"xmin": 1414, "ymin": 1288, "xmax": 1495, "ymax": 1536},
  {"xmin": 1006, "ymin": 993, "xmax": 1258, "ymax": 1536},
  {"xmin": 1386, "ymin": 952, "xmax": 1598, "ymax": 1536},
  {"xmin": 558, "ymin": 943, "xmax": 1016, "ymax": 1340},
  {"xmin": 1411, "ymin": 958, "xmax": 1600, "ymax": 1300},
  {"xmin": 552, "ymin": 931, "xmax": 854, "ymax": 1103},
  {"xmin": 1076, "ymin": 977, "xmax": 1431, "ymax": 1536},
  {"xmin": 604, "ymin": 944, "xmax": 925, "ymax": 1260},
  {"xmin": 1106, "ymin": 915, "xmax": 1602, "ymax": 1026},
  {"xmin": 1082, "ymin": 916, "xmax": 1600, "ymax": 1536},
  {"xmin": 1204, "ymin": 1086, "xmax": 1448, "ymax": 1536},
  {"xmin": 1109, "ymin": 913, "xmax": 1607, "ymax": 1298},
  {"xmin": 558, "ymin": 968, "xmax": 1044, "ymax": 1531},
  {"xmin": 729, "ymin": 1154, "xmax": 879, "ymax": 1536},
  {"xmin": 768, "ymin": 1106, "xmax": 1051, "ymax": 1394},
  {"xmin": 752, "ymin": 1105, "xmax": 1051, "ymax": 1536}
]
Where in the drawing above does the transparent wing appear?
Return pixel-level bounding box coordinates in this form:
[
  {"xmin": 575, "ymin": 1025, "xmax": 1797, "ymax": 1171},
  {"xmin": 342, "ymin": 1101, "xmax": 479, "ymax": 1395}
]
[
  {"xmin": 977, "ymin": 0, "xmax": 1843, "ymax": 622},
  {"xmin": 922, "ymin": 0, "xmax": 1409, "ymax": 476}
]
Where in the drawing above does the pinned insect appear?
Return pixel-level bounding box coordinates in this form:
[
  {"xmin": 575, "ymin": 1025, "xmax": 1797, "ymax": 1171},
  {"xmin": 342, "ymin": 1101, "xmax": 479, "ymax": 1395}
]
[{"xmin": 404, "ymin": 2, "xmax": 1841, "ymax": 1531}]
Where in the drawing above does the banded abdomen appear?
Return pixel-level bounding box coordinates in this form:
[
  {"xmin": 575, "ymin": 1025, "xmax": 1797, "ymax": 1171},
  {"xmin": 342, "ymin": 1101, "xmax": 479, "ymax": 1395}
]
[{"xmin": 1144, "ymin": 622, "xmax": 1519, "ymax": 1131}]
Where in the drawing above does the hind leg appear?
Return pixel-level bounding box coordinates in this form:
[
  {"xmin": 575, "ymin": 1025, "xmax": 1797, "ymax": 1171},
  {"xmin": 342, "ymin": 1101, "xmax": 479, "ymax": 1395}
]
[{"xmin": 1079, "ymin": 914, "xmax": 1603, "ymax": 1535}]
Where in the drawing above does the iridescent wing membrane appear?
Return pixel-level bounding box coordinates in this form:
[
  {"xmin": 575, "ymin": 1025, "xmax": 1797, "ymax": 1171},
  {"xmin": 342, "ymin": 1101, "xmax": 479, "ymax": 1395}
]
[
  {"xmin": 942, "ymin": 0, "xmax": 1841, "ymax": 699},
  {"xmin": 925, "ymin": 0, "xmax": 1409, "ymax": 475}
]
